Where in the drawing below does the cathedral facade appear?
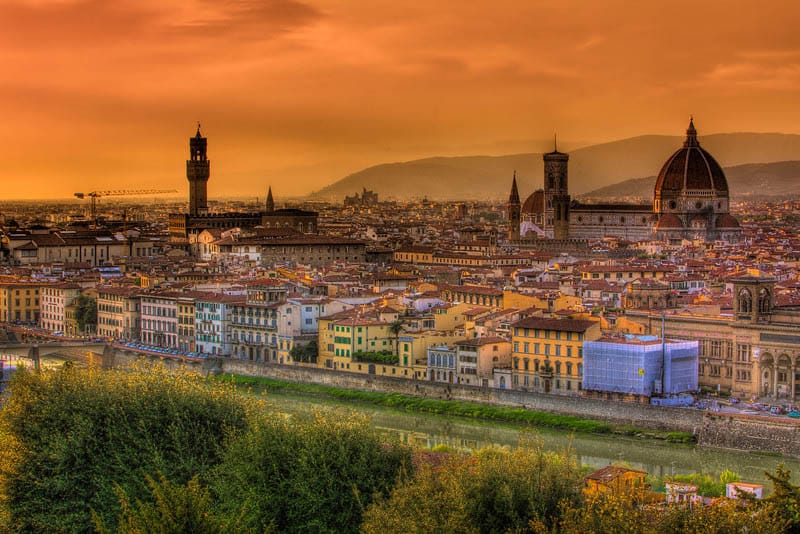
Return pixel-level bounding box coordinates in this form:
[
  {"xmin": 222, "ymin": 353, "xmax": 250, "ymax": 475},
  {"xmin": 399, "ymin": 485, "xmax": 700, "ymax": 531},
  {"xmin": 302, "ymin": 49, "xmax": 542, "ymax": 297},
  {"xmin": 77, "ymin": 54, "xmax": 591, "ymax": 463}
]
[{"xmin": 510, "ymin": 120, "xmax": 742, "ymax": 243}]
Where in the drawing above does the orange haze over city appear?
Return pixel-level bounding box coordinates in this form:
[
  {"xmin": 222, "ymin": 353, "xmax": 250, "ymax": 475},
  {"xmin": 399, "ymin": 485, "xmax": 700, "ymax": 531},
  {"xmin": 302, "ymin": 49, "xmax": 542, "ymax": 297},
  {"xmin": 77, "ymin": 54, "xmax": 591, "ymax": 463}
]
[{"xmin": 1, "ymin": 0, "xmax": 799, "ymax": 199}]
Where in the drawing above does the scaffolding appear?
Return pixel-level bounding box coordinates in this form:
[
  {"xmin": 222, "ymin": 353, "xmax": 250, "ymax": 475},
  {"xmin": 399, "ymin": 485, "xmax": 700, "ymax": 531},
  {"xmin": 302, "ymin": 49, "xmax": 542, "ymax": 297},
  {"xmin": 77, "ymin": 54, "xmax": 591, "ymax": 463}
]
[{"xmin": 583, "ymin": 336, "xmax": 698, "ymax": 397}]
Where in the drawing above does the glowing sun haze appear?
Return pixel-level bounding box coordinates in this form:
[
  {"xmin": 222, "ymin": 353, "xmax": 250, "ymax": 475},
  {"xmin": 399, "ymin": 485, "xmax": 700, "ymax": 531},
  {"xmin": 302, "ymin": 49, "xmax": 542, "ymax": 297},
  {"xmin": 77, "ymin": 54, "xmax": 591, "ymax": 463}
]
[{"xmin": 1, "ymin": 0, "xmax": 799, "ymax": 199}]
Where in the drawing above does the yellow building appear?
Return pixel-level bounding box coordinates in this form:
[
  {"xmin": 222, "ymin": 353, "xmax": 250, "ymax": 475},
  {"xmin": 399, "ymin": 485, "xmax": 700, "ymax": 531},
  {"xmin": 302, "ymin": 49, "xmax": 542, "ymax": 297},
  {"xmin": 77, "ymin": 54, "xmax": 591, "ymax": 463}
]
[
  {"xmin": 318, "ymin": 313, "xmax": 394, "ymax": 371},
  {"xmin": 318, "ymin": 309, "xmax": 465, "ymax": 380},
  {"xmin": 584, "ymin": 465, "xmax": 649, "ymax": 497},
  {"xmin": 502, "ymin": 290, "xmax": 582, "ymax": 314},
  {"xmin": 0, "ymin": 282, "xmax": 43, "ymax": 324},
  {"xmin": 511, "ymin": 317, "xmax": 601, "ymax": 394},
  {"xmin": 177, "ymin": 296, "xmax": 196, "ymax": 352}
]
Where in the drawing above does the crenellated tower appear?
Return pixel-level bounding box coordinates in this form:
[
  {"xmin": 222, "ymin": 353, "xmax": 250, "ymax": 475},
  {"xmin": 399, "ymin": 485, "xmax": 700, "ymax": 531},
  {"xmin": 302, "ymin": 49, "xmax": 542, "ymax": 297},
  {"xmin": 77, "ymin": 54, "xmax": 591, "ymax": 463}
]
[{"xmin": 187, "ymin": 124, "xmax": 210, "ymax": 216}]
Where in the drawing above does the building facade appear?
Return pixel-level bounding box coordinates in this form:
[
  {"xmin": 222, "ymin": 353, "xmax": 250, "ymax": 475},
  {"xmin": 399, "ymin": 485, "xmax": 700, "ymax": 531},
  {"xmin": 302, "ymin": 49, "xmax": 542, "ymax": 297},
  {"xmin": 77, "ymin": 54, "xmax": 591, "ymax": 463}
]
[{"xmin": 511, "ymin": 317, "xmax": 602, "ymax": 394}]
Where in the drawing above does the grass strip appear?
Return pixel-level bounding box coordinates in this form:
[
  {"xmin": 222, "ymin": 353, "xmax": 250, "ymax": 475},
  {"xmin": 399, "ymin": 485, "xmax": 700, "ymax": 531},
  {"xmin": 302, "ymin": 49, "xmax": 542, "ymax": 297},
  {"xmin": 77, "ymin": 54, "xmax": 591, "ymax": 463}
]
[{"xmin": 213, "ymin": 373, "xmax": 695, "ymax": 442}]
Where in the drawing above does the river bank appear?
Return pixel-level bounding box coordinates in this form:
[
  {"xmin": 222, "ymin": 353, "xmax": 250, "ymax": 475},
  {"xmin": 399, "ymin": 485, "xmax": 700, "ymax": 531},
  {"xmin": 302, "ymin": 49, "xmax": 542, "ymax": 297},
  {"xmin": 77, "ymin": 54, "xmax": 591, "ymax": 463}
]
[
  {"xmin": 223, "ymin": 373, "xmax": 694, "ymax": 443},
  {"xmin": 202, "ymin": 357, "xmax": 800, "ymax": 457},
  {"xmin": 252, "ymin": 387, "xmax": 800, "ymax": 491}
]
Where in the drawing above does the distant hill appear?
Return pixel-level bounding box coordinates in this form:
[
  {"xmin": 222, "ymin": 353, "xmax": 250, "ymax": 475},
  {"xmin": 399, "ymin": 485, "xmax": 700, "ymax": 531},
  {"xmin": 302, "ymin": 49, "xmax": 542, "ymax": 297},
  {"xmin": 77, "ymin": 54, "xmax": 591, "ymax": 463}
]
[
  {"xmin": 582, "ymin": 160, "xmax": 800, "ymax": 201},
  {"xmin": 309, "ymin": 133, "xmax": 800, "ymax": 200}
]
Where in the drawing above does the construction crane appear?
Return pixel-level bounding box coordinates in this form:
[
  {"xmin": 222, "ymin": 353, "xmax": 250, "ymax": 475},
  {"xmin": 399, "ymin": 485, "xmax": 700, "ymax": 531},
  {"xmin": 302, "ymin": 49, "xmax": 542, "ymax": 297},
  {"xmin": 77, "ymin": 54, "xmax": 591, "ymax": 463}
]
[{"xmin": 74, "ymin": 189, "xmax": 177, "ymax": 221}]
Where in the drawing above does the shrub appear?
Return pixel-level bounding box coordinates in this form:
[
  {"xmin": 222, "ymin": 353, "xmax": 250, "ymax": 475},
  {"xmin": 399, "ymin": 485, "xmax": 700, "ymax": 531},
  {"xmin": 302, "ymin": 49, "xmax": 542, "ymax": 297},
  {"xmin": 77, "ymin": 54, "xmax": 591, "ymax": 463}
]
[
  {"xmin": 363, "ymin": 438, "xmax": 582, "ymax": 533},
  {"xmin": 0, "ymin": 364, "xmax": 249, "ymax": 532},
  {"xmin": 211, "ymin": 409, "xmax": 411, "ymax": 533}
]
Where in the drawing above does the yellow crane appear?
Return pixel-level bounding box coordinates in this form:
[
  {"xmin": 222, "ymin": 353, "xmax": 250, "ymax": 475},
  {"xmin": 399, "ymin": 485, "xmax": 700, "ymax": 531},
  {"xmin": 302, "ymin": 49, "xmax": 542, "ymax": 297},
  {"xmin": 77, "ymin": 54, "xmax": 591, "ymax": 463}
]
[{"xmin": 74, "ymin": 189, "xmax": 177, "ymax": 221}]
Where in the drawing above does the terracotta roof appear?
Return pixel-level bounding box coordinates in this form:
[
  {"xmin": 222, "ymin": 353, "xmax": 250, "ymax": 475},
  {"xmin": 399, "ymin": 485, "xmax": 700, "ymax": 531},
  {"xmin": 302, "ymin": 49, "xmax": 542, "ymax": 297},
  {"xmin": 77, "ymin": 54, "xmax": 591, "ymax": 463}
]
[
  {"xmin": 511, "ymin": 317, "xmax": 597, "ymax": 332},
  {"xmin": 585, "ymin": 465, "xmax": 647, "ymax": 482},
  {"xmin": 654, "ymin": 120, "xmax": 728, "ymax": 194},
  {"xmin": 521, "ymin": 189, "xmax": 545, "ymax": 215},
  {"xmin": 716, "ymin": 213, "xmax": 741, "ymax": 228},
  {"xmin": 656, "ymin": 213, "xmax": 684, "ymax": 230}
]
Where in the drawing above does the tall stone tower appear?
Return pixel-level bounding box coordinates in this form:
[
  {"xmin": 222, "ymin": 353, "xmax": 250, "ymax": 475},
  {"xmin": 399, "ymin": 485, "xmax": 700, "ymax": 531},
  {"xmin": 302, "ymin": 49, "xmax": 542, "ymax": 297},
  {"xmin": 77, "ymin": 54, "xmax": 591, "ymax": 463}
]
[
  {"xmin": 507, "ymin": 171, "xmax": 521, "ymax": 240},
  {"xmin": 544, "ymin": 139, "xmax": 570, "ymax": 240},
  {"xmin": 187, "ymin": 124, "xmax": 210, "ymax": 216}
]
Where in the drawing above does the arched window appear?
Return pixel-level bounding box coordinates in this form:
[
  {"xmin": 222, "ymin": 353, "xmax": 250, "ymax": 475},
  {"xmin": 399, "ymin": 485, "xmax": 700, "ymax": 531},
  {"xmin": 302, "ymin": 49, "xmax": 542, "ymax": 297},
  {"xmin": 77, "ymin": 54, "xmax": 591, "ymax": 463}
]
[
  {"xmin": 758, "ymin": 287, "xmax": 771, "ymax": 315},
  {"xmin": 738, "ymin": 288, "xmax": 752, "ymax": 314}
]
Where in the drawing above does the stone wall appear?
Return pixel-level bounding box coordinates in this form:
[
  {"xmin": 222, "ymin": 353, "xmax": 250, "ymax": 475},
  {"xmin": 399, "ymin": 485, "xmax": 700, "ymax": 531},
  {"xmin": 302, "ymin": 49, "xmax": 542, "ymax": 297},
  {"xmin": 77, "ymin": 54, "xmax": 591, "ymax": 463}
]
[
  {"xmin": 698, "ymin": 413, "xmax": 800, "ymax": 456},
  {"xmin": 215, "ymin": 358, "xmax": 705, "ymax": 433}
]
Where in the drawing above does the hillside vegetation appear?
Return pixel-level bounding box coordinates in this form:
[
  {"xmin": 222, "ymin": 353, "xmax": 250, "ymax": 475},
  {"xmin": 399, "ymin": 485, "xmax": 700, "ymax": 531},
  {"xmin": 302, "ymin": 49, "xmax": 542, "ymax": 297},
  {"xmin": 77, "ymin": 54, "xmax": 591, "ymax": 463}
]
[{"xmin": 1, "ymin": 365, "xmax": 798, "ymax": 532}]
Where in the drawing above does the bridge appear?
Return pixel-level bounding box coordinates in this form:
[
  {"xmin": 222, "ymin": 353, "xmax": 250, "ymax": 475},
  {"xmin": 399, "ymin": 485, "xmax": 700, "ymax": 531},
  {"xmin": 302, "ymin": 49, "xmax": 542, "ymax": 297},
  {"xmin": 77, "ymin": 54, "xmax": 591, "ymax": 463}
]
[
  {"xmin": 0, "ymin": 342, "xmax": 110, "ymax": 371},
  {"xmin": 0, "ymin": 342, "xmax": 211, "ymax": 368}
]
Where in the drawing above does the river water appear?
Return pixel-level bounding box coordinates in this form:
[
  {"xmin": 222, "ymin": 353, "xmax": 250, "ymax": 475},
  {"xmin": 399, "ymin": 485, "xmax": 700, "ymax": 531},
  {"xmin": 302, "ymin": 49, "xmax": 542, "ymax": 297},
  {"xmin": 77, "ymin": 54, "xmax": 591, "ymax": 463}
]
[{"xmin": 262, "ymin": 391, "xmax": 800, "ymax": 488}]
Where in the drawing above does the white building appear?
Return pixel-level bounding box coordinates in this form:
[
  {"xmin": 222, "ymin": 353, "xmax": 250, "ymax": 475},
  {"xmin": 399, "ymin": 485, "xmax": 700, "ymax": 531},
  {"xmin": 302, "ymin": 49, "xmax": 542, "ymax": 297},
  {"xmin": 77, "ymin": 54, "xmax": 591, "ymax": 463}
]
[
  {"xmin": 97, "ymin": 286, "xmax": 141, "ymax": 340},
  {"xmin": 195, "ymin": 293, "xmax": 242, "ymax": 356},
  {"xmin": 39, "ymin": 283, "xmax": 81, "ymax": 335},
  {"xmin": 140, "ymin": 292, "xmax": 180, "ymax": 348},
  {"xmin": 277, "ymin": 297, "xmax": 352, "ymax": 364}
]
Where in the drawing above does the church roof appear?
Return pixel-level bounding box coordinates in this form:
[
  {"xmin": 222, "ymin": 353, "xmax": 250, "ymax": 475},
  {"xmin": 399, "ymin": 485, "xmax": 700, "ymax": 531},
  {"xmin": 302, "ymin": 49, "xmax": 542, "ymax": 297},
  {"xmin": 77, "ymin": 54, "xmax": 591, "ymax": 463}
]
[
  {"xmin": 716, "ymin": 213, "xmax": 741, "ymax": 228},
  {"xmin": 655, "ymin": 213, "xmax": 684, "ymax": 229},
  {"xmin": 508, "ymin": 172, "xmax": 520, "ymax": 204},
  {"xmin": 521, "ymin": 190, "xmax": 545, "ymax": 215},
  {"xmin": 654, "ymin": 119, "xmax": 729, "ymax": 195}
]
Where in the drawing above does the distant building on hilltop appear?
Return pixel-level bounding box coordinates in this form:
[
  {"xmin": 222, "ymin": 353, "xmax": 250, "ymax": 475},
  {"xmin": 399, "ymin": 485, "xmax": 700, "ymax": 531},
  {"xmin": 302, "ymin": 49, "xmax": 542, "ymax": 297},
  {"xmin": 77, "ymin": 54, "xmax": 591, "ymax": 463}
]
[
  {"xmin": 169, "ymin": 126, "xmax": 318, "ymax": 245},
  {"xmin": 511, "ymin": 119, "xmax": 742, "ymax": 243},
  {"xmin": 344, "ymin": 188, "xmax": 379, "ymax": 207}
]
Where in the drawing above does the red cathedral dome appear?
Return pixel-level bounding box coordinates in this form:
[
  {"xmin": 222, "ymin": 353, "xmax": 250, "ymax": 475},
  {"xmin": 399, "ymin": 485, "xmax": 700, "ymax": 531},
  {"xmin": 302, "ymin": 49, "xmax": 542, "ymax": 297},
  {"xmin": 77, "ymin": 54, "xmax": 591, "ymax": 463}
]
[
  {"xmin": 654, "ymin": 119, "xmax": 728, "ymax": 196},
  {"xmin": 716, "ymin": 213, "xmax": 741, "ymax": 228},
  {"xmin": 655, "ymin": 213, "xmax": 684, "ymax": 230},
  {"xmin": 521, "ymin": 189, "xmax": 545, "ymax": 215}
]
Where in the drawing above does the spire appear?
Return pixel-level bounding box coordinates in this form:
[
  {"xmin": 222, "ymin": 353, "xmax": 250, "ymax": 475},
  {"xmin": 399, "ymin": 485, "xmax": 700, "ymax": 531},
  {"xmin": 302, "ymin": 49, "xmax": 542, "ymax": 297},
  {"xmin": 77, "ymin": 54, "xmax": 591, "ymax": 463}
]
[
  {"xmin": 266, "ymin": 186, "xmax": 275, "ymax": 213},
  {"xmin": 195, "ymin": 121, "xmax": 203, "ymax": 138},
  {"xmin": 684, "ymin": 116, "xmax": 699, "ymax": 147},
  {"xmin": 508, "ymin": 171, "xmax": 520, "ymax": 205},
  {"xmin": 554, "ymin": 133, "xmax": 558, "ymax": 152}
]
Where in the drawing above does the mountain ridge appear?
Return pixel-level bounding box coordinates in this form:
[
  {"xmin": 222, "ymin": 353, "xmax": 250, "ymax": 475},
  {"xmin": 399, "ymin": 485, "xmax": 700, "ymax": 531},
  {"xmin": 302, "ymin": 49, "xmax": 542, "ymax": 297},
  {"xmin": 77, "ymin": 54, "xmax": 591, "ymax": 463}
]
[{"xmin": 309, "ymin": 133, "xmax": 800, "ymax": 200}]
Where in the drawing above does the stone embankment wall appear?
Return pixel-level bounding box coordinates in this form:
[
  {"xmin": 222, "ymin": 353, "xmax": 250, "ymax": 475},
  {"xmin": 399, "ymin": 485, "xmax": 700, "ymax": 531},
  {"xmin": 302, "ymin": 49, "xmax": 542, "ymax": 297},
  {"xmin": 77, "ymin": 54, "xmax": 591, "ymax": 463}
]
[
  {"xmin": 216, "ymin": 359, "xmax": 704, "ymax": 433},
  {"xmin": 697, "ymin": 414, "xmax": 800, "ymax": 457},
  {"xmin": 111, "ymin": 350, "xmax": 800, "ymax": 457}
]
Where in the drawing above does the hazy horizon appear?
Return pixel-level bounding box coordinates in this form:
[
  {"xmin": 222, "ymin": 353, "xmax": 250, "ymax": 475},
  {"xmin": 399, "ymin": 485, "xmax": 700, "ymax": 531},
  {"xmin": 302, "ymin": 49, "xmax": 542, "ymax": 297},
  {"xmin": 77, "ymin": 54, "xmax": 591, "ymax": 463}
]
[{"xmin": 2, "ymin": 0, "xmax": 799, "ymax": 199}]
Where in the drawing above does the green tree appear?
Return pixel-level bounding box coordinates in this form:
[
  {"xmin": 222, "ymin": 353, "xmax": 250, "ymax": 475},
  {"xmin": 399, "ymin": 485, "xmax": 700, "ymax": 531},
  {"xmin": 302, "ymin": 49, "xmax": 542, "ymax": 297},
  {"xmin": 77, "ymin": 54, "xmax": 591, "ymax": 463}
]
[
  {"xmin": 363, "ymin": 438, "xmax": 583, "ymax": 533},
  {"xmin": 388, "ymin": 320, "xmax": 405, "ymax": 356},
  {"xmin": 75, "ymin": 294, "xmax": 97, "ymax": 334},
  {"xmin": 0, "ymin": 364, "xmax": 249, "ymax": 532},
  {"xmin": 289, "ymin": 339, "xmax": 318, "ymax": 363},
  {"xmin": 762, "ymin": 465, "xmax": 800, "ymax": 532},
  {"xmin": 211, "ymin": 410, "xmax": 410, "ymax": 533},
  {"xmin": 97, "ymin": 475, "xmax": 225, "ymax": 534}
]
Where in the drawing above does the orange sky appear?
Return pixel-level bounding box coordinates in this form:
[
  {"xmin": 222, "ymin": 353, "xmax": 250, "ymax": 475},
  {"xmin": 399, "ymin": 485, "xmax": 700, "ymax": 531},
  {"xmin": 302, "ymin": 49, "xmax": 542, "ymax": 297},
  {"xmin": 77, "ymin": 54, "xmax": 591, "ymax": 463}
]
[{"xmin": 1, "ymin": 0, "xmax": 799, "ymax": 199}]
